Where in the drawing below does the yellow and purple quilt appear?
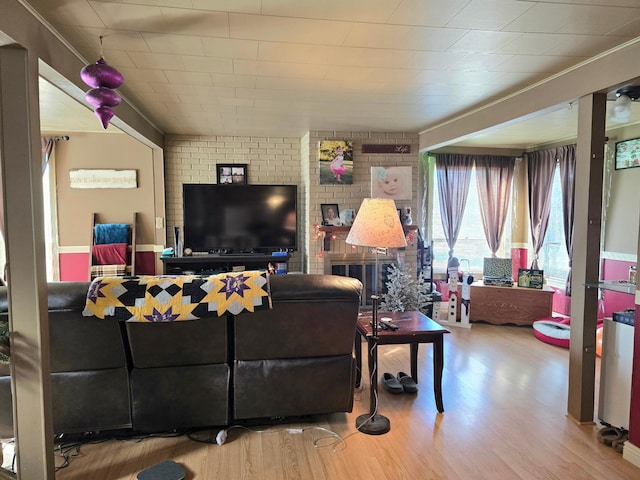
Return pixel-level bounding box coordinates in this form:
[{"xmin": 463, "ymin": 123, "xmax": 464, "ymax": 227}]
[{"xmin": 82, "ymin": 271, "xmax": 271, "ymax": 322}]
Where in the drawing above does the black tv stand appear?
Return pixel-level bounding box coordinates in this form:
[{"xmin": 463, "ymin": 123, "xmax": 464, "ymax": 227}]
[{"xmin": 161, "ymin": 253, "xmax": 289, "ymax": 275}]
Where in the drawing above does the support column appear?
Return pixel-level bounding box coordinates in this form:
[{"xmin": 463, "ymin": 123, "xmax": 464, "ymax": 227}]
[
  {"xmin": 0, "ymin": 45, "xmax": 54, "ymax": 477},
  {"xmin": 567, "ymin": 93, "xmax": 606, "ymax": 424}
]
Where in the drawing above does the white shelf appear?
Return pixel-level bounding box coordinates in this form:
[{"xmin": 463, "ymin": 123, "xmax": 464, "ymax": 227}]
[{"xmin": 587, "ymin": 281, "xmax": 636, "ymax": 295}]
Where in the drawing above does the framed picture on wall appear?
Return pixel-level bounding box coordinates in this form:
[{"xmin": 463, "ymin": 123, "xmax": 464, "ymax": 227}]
[
  {"xmin": 371, "ymin": 166, "xmax": 412, "ymax": 200},
  {"xmin": 319, "ymin": 140, "xmax": 354, "ymax": 185},
  {"xmin": 615, "ymin": 137, "xmax": 640, "ymax": 170},
  {"xmin": 217, "ymin": 164, "xmax": 247, "ymax": 184}
]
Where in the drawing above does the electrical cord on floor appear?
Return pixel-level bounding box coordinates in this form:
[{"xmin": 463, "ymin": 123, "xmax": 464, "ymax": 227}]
[
  {"xmin": 53, "ymin": 430, "xmax": 186, "ymax": 471},
  {"xmin": 188, "ymin": 422, "xmax": 350, "ymax": 452}
]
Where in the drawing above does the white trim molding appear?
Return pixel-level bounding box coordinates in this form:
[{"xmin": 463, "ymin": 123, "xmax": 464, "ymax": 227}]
[{"xmin": 623, "ymin": 441, "xmax": 640, "ymax": 469}]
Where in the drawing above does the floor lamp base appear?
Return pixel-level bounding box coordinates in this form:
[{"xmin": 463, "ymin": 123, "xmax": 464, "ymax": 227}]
[{"xmin": 356, "ymin": 413, "xmax": 391, "ymax": 435}]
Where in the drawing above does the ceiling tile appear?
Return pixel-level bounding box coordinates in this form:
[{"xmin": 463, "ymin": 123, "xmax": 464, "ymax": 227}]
[
  {"xmin": 447, "ymin": 0, "xmax": 535, "ymax": 31},
  {"xmin": 232, "ymin": 59, "xmax": 329, "ymax": 79},
  {"xmin": 181, "ymin": 56, "xmax": 234, "ymax": 74},
  {"xmin": 201, "ymin": 37, "xmax": 259, "ymax": 59},
  {"xmin": 386, "ymin": 0, "xmax": 469, "ymax": 27},
  {"xmin": 127, "ymin": 51, "xmax": 186, "ymax": 70},
  {"xmin": 504, "ymin": 3, "xmax": 640, "ymax": 35},
  {"xmin": 448, "ymin": 31, "xmax": 523, "ymax": 54},
  {"xmin": 257, "ymin": 42, "xmax": 467, "ymax": 70},
  {"xmin": 261, "ymin": 0, "xmax": 401, "ymax": 23},
  {"xmin": 229, "ymin": 13, "xmax": 348, "ymax": 45},
  {"xmin": 343, "ymin": 24, "xmax": 467, "ymax": 50},
  {"xmin": 141, "ymin": 33, "xmax": 205, "ymax": 55},
  {"xmin": 191, "ymin": 0, "xmax": 261, "ymax": 14}
]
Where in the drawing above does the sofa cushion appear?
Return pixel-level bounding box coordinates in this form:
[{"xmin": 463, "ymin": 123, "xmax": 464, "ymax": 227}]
[
  {"xmin": 131, "ymin": 364, "xmax": 229, "ymax": 431},
  {"xmin": 51, "ymin": 369, "xmax": 132, "ymax": 434},
  {"xmin": 49, "ymin": 313, "xmax": 127, "ymax": 372},
  {"xmin": 234, "ymin": 274, "xmax": 362, "ymax": 361},
  {"xmin": 233, "ymin": 355, "xmax": 355, "ymax": 420},
  {"xmin": 125, "ymin": 316, "xmax": 228, "ymax": 368}
]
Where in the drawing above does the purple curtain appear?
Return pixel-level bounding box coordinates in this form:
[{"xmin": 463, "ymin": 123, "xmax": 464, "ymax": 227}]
[
  {"xmin": 475, "ymin": 156, "xmax": 516, "ymax": 256},
  {"xmin": 558, "ymin": 144, "xmax": 576, "ymax": 295},
  {"xmin": 435, "ymin": 154, "xmax": 474, "ymax": 260},
  {"xmin": 526, "ymin": 149, "xmax": 557, "ymax": 269}
]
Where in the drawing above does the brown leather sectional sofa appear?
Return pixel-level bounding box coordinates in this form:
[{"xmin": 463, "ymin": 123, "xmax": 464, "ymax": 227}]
[{"xmin": 0, "ymin": 274, "xmax": 362, "ymax": 437}]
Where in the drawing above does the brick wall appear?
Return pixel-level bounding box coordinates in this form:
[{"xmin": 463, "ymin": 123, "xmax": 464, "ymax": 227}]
[
  {"xmin": 164, "ymin": 135, "xmax": 303, "ymax": 272},
  {"xmin": 164, "ymin": 131, "xmax": 420, "ymax": 274},
  {"xmin": 307, "ymin": 131, "xmax": 420, "ymax": 274}
]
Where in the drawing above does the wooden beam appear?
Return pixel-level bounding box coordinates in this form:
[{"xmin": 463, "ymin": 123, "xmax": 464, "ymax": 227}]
[
  {"xmin": 567, "ymin": 93, "xmax": 607, "ymax": 423},
  {"xmin": 0, "ymin": 45, "xmax": 55, "ymax": 478}
]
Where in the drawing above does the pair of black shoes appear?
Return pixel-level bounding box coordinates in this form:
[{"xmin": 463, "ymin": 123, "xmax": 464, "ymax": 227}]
[{"xmin": 381, "ymin": 372, "xmax": 418, "ymax": 394}]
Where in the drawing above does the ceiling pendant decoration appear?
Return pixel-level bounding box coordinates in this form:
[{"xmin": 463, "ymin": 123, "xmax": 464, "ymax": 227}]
[{"xmin": 80, "ymin": 36, "xmax": 124, "ymax": 129}]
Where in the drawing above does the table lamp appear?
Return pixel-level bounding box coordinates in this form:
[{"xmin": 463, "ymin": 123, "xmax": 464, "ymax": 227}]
[{"xmin": 346, "ymin": 198, "xmax": 407, "ymax": 435}]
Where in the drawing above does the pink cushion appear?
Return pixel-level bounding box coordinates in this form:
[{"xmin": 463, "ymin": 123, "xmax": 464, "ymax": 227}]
[
  {"xmin": 533, "ymin": 318, "xmax": 570, "ymax": 348},
  {"xmin": 532, "ymin": 315, "xmax": 604, "ymax": 348}
]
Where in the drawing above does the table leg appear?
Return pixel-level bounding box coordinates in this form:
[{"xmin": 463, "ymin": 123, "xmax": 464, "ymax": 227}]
[
  {"xmin": 410, "ymin": 343, "xmax": 419, "ymax": 383},
  {"xmin": 433, "ymin": 335, "xmax": 444, "ymax": 413},
  {"xmin": 354, "ymin": 332, "xmax": 362, "ymax": 388}
]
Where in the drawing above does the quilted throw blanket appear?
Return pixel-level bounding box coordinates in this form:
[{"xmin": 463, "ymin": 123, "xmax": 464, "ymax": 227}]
[{"xmin": 82, "ymin": 271, "xmax": 272, "ymax": 322}]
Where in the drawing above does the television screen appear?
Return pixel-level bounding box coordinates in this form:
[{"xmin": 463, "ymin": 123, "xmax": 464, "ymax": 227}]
[
  {"xmin": 615, "ymin": 137, "xmax": 640, "ymax": 170},
  {"xmin": 183, "ymin": 184, "xmax": 297, "ymax": 253}
]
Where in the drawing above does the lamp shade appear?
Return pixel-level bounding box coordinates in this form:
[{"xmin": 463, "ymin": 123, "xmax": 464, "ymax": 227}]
[
  {"xmin": 610, "ymin": 94, "xmax": 632, "ymax": 123},
  {"xmin": 346, "ymin": 198, "xmax": 407, "ymax": 248}
]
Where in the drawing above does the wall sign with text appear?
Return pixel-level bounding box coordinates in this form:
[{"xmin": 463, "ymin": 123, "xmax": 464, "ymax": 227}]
[
  {"xmin": 69, "ymin": 169, "xmax": 137, "ymax": 189},
  {"xmin": 362, "ymin": 144, "xmax": 411, "ymax": 154}
]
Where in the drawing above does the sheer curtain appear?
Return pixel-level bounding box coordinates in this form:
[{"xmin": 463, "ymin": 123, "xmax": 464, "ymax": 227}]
[
  {"xmin": 475, "ymin": 155, "xmax": 515, "ymax": 257},
  {"xmin": 0, "ymin": 137, "xmax": 55, "ymax": 283},
  {"xmin": 526, "ymin": 149, "xmax": 558, "ymax": 269},
  {"xmin": 434, "ymin": 154, "xmax": 474, "ymax": 261},
  {"xmin": 558, "ymin": 144, "xmax": 576, "ymax": 295}
]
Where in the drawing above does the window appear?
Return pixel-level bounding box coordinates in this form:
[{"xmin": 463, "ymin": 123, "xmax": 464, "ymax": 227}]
[
  {"xmin": 431, "ymin": 166, "xmax": 511, "ymax": 274},
  {"xmin": 537, "ymin": 163, "xmax": 570, "ymax": 284}
]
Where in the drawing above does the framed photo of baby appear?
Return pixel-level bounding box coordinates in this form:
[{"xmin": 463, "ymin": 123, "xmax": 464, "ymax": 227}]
[
  {"xmin": 371, "ymin": 166, "xmax": 412, "ymax": 200},
  {"xmin": 319, "ymin": 140, "xmax": 354, "ymax": 185}
]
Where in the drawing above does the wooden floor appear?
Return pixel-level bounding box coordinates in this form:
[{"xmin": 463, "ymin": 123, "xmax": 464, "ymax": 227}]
[{"xmin": 53, "ymin": 323, "xmax": 640, "ymax": 480}]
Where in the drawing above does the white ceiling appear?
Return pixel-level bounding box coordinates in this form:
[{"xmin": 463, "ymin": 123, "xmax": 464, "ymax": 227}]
[{"xmin": 20, "ymin": 0, "xmax": 640, "ymax": 148}]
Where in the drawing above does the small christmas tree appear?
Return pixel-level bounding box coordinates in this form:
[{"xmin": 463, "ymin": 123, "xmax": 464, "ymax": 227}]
[{"xmin": 380, "ymin": 263, "xmax": 432, "ymax": 313}]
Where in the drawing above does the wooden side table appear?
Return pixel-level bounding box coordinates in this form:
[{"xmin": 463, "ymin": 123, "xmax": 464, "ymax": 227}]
[{"xmin": 354, "ymin": 310, "xmax": 450, "ymax": 412}]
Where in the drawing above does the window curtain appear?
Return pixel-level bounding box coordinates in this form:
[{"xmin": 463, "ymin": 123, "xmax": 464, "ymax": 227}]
[
  {"xmin": 475, "ymin": 155, "xmax": 515, "ymax": 257},
  {"xmin": 558, "ymin": 144, "xmax": 576, "ymax": 295},
  {"xmin": 434, "ymin": 154, "xmax": 474, "ymax": 261},
  {"xmin": 0, "ymin": 137, "xmax": 55, "ymax": 283},
  {"xmin": 525, "ymin": 149, "xmax": 558, "ymax": 269},
  {"xmin": 42, "ymin": 136, "xmax": 55, "ymax": 173}
]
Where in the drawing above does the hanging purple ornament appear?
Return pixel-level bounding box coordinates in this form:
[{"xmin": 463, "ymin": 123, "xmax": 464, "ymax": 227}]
[
  {"xmin": 81, "ymin": 57, "xmax": 124, "ymax": 89},
  {"xmin": 94, "ymin": 106, "xmax": 115, "ymax": 129},
  {"xmin": 85, "ymin": 87, "xmax": 122, "ymax": 108}
]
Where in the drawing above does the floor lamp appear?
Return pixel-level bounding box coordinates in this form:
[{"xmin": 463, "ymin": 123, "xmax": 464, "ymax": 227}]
[{"xmin": 346, "ymin": 198, "xmax": 407, "ymax": 435}]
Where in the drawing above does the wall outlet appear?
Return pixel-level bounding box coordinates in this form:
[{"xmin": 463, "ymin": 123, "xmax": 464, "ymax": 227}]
[{"xmin": 155, "ymin": 216, "xmax": 164, "ymax": 229}]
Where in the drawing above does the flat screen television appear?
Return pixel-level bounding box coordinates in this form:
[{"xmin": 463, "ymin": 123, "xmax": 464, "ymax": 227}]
[{"xmin": 183, "ymin": 184, "xmax": 297, "ymax": 253}]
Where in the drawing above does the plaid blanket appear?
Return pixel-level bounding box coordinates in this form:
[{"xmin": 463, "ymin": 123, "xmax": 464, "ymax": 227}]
[
  {"xmin": 90, "ymin": 264, "xmax": 128, "ymax": 278},
  {"xmin": 83, "ymin": 271, "xmax": 272, "ymax": 322}
]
